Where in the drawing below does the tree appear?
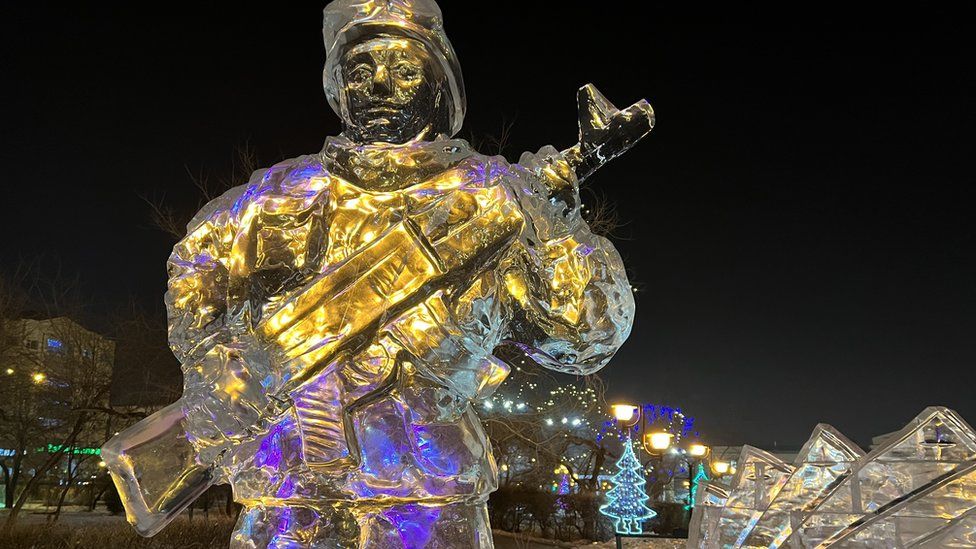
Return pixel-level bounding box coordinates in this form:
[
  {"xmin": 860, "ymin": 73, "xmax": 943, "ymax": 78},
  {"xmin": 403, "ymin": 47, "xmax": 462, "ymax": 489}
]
[
  {"xmin": 0, "ymin": 363, "xmax": 40, "ymax": 510},
  {"xmin": 599, "ymin": 437, "xmax": 656, "ymax": 535},
  {"xmin": 0, "ymin": 263, "xmax": 124, "ymax": 529},
  {"xmin": 2, "ymin": 315, "xmax": 116, "ymax": 529},
  {"xmin": 556, "ymin": 471, "xmax": 572, "ymax": 495},
  {"xmin": 481, "ymin": 360, "xmax": 617, "ymax": 540},
  {"xmin": 482, "ymin": 354, "xmax": 612, "ymax": 489},
  {"xmin": 0, "ymin": 266, "xmax": 46, "ymax": 510}
]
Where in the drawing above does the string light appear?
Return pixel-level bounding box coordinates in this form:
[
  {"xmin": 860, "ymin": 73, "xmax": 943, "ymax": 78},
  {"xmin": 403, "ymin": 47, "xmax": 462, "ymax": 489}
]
[
  {"xmin": 600, "ymin": 436, "xmax": 656, "ymax": 534},
  {"xmin": 686, "ymin": 462, "xmax": 710, "ymax": 510}
]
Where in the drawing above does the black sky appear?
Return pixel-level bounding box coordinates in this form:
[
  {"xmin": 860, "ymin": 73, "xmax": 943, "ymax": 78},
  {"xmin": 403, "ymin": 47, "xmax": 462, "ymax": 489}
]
[{"xmin": 2, "ymin": 3, "xmax": 974, "ymax": 449}]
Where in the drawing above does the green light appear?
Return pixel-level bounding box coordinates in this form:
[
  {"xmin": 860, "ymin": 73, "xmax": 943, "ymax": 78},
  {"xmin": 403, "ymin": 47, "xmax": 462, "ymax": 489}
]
[
  {"xmin": 686, "ymin": 462, "xmax": 710, "ymax": 510},
  {"xmin": 42, "ymin": 444, "xmax": 101, "ymax": 456}
]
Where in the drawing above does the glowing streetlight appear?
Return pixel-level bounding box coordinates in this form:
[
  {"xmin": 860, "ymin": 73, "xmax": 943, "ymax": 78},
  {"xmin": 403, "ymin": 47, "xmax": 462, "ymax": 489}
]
[
  {"xmin": 32, "ymin": 372, "xmax": 46, "ymax": 384},
  {"xmin": 713, "ymin": 461, "xmax": 730, "ymax": 475},
  {"xmin": 4, "ymin": 368, "xmax": 13, "ymax": 375},
  {"xmin": 612, "ymin": 404, "xmax": 639, "ymax": 425},
  {"xmin": 689, "ymin": 443, "xmax": 709, "ymax": 457},
  {"xmin": 98, "ymin": 461, "xmax": 107, "ymax": 468},
  {"xmin": 645, "ymin": 431, "xmax": 673, "ymax": 452}
]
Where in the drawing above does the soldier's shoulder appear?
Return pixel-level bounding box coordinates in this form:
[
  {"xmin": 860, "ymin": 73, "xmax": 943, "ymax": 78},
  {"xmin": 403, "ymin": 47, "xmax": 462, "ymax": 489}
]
[
  {"xmin": 183, "ymin": 154, "xmax": 334, "ymax": 234},
  {"xmin": 437, "ymin": 142, "xmax": 526, "ymax": 189}
]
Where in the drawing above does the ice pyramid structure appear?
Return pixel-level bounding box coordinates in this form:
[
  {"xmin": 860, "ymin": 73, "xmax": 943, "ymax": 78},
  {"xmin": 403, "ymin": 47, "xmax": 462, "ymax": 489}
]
[
  {"xmin": 688, "ymin": 406, "xmax": 976, "ymax": 548},
  {"xmin": 713, "ymin": 446, "xmax": 794, "ymax": 548},
  {"xmin": 688, "ymin": 482, "xmax": 731, "ymax": 548},
  {"xmin": 741, "ymin": 425, "xmax": 865, "ymax": 548},
  {"xmin": 911, "ymin": 508, "xmax": 976, "ymax": 547}
]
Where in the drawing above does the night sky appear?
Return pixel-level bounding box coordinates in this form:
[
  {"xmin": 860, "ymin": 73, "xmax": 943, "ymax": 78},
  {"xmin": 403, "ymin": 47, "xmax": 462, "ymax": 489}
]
[{"xmin": 2, "ymin": 3, "xmax": 973, "ymax": 448}]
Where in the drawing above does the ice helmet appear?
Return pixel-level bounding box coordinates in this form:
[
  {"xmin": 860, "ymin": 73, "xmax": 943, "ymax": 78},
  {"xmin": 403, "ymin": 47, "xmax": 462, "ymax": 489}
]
[{"xmin": 322, "ymin": 0, "xmax": 466, "ymax": 137}]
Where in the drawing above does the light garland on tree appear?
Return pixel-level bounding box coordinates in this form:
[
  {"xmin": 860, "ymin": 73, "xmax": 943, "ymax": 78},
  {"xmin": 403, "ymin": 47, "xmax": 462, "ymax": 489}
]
[
  {"xmin": 482, "ymin": 377, "xmax": 606, "ymax": 481},
  {"xmin": 599, "ymin": 436, "xmax": 657, "ymax": 534},
  {"xmin": 597, "ymin": 403, "xmax": 698, "ymax": 444}
]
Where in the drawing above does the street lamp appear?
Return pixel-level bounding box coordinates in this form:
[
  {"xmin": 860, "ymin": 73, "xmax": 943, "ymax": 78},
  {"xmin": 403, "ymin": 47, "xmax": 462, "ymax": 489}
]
[
  {"xmin": 645, "ymin": 431, "xmax": 673, "ymax": 452},
  {"xmin": 32, "ymin": 372, "xmax": 46, "ymax": 384},
  {"xmin": 606, "ymin": 403, "xmax": 714, "ymax": 523},
  {"xmin": 712, "ymin": 461, "xmax": 730, "ymax": 475},
  {"xmin": 612, "ymin": 404, "xmax": 639, "ymax": 425}
]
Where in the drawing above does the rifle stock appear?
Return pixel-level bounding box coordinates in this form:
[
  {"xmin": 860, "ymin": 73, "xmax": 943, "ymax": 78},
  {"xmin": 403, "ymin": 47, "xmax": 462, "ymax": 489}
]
[{"xmin": 102, "ymin": 401, "xmax": 217, "ymax": 536}]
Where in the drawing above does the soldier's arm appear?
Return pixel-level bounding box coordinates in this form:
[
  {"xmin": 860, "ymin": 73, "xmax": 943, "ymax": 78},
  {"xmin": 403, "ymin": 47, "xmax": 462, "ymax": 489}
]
[
  {"xmin": 499, "ymin": 159, "xmax": 635, "ymax": 375},
  {"xmin": 102, "ymin": 181, "xmax": 262, "ymax": 537},
  {"xmin": 500, "ymin": 85, "xmax": 650, "ymax": 375},
  {"xmin": 166, "ymin": 182, "xmax": 282, "ymax": 455}
]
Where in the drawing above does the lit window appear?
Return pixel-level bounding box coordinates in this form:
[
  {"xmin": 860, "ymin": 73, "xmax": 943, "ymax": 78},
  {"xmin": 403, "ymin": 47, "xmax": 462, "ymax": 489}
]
[{"xmin": 47, "ymin": 338, "xmax": 63, "ymax": 350}]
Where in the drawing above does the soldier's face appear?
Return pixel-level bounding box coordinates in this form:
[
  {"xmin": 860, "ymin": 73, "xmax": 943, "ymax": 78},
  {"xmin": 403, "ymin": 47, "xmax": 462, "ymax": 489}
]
[{"xmin": 342, "ymin": 37, "xmax": 438, "ymax": 143}]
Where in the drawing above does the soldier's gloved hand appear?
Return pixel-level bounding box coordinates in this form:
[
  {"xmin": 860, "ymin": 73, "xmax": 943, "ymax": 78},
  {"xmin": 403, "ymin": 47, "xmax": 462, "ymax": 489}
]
[
  {"xmin": 181, "ymin": 343, "xmax": 278, "ymax": 466},
  {"xmin": 516, "ymin": 145, "xmax": 585, "ymax": 241}
]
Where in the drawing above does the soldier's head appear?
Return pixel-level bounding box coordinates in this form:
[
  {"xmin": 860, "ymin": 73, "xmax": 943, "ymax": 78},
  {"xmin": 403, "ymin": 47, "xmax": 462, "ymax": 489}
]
[{"xmin": 323, "ymin": 0, "xmax": 466, "ymax": 144}]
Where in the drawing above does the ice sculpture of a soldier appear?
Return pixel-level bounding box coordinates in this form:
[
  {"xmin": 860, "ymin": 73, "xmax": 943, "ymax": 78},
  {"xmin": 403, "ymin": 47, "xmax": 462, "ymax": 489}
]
[{"xmin": 103, "ymin": 1, "xmax": 654, "ymax": 547}]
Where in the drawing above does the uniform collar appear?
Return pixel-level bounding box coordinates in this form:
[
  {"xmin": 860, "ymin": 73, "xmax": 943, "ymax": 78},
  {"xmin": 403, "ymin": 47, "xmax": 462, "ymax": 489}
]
[{"xmin": 320, "ymin": 134, "xmax": 475, "ymax": 191}]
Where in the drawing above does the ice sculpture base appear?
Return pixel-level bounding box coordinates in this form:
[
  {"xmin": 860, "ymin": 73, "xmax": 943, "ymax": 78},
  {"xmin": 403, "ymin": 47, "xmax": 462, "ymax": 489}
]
[{"xmin": 231, "ymin": 501, "xmax": 493, "ymax": 548}]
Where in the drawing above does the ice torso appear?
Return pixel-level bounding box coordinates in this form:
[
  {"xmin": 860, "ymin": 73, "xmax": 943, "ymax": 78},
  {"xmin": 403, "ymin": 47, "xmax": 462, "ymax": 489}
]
[{"xmin": 166, "ymin": 136, "xmax": 635, "ymax": 507}]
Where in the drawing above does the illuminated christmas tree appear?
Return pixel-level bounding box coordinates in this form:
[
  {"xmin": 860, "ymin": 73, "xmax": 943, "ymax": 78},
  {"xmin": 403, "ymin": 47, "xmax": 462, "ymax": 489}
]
[
  {"xmin": 600, "ymin": 437, "xmax": 657, "ymax": 534},
  {"xmin": 557, "ymin": 472, "xmax": 571, "ymax": 495}
]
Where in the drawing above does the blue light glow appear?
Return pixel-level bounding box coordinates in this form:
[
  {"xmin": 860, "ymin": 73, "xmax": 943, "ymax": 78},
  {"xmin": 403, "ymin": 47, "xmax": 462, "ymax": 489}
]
[{"xmin": 383, "ymin": 504, "xmax": 442, "ymax": 547}]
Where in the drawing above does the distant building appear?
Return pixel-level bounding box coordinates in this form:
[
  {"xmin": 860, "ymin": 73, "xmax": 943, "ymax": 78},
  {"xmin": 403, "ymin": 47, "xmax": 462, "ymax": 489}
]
[
  {"xmin": 5, "ymin": 316, "xmax": 115, "ymax": 374},
  {"xmin": 707, "ymin": 445, "xmax": 801, "ymax": 474},
  {"xmin": 870, "ymin": 431, "xmax": 900, "ymax": 450},
  {"xmin": 0, "ymin": 316, "xmax": 117, "ymax": 508}
]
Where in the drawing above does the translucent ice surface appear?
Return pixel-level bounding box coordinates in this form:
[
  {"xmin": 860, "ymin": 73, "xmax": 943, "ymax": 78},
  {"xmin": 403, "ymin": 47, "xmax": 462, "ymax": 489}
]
[{"xmin": 689, "ymin": 407, "xmax": 976, "ymax": 549}]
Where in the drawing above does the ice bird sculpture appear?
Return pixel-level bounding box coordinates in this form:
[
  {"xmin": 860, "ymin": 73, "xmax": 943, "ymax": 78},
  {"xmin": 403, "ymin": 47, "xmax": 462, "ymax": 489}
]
[{"xmin": 101, "ymin": 1, "xmax": 652, "ymax": 547}]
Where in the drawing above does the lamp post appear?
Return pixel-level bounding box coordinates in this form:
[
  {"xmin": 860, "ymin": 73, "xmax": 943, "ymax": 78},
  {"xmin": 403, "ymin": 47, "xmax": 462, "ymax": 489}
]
[
  {"xmin": 608, "ymin": 409, "xmax": 714, "ymax": 513},
  {"xmin": 612, "ymin": 404, "xmax": 640, "ymax": 426},
  {"xmin": 603, "ymin": 403, "xmax": 717, "ymax": 536},
  {"xmin": 641, "ymin": 432, "xmax": 710, "ymax": 508},
  {"xmin": 684, "ymin": 443, "xmax": 710, "ymax": 508},
  {"xmin": 645, "ymin": 431, "xmax": 674, "ymax": 453},
  {"xmin": 602, "ymin": 403, "xmax": 657, "ymax": 543}
]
